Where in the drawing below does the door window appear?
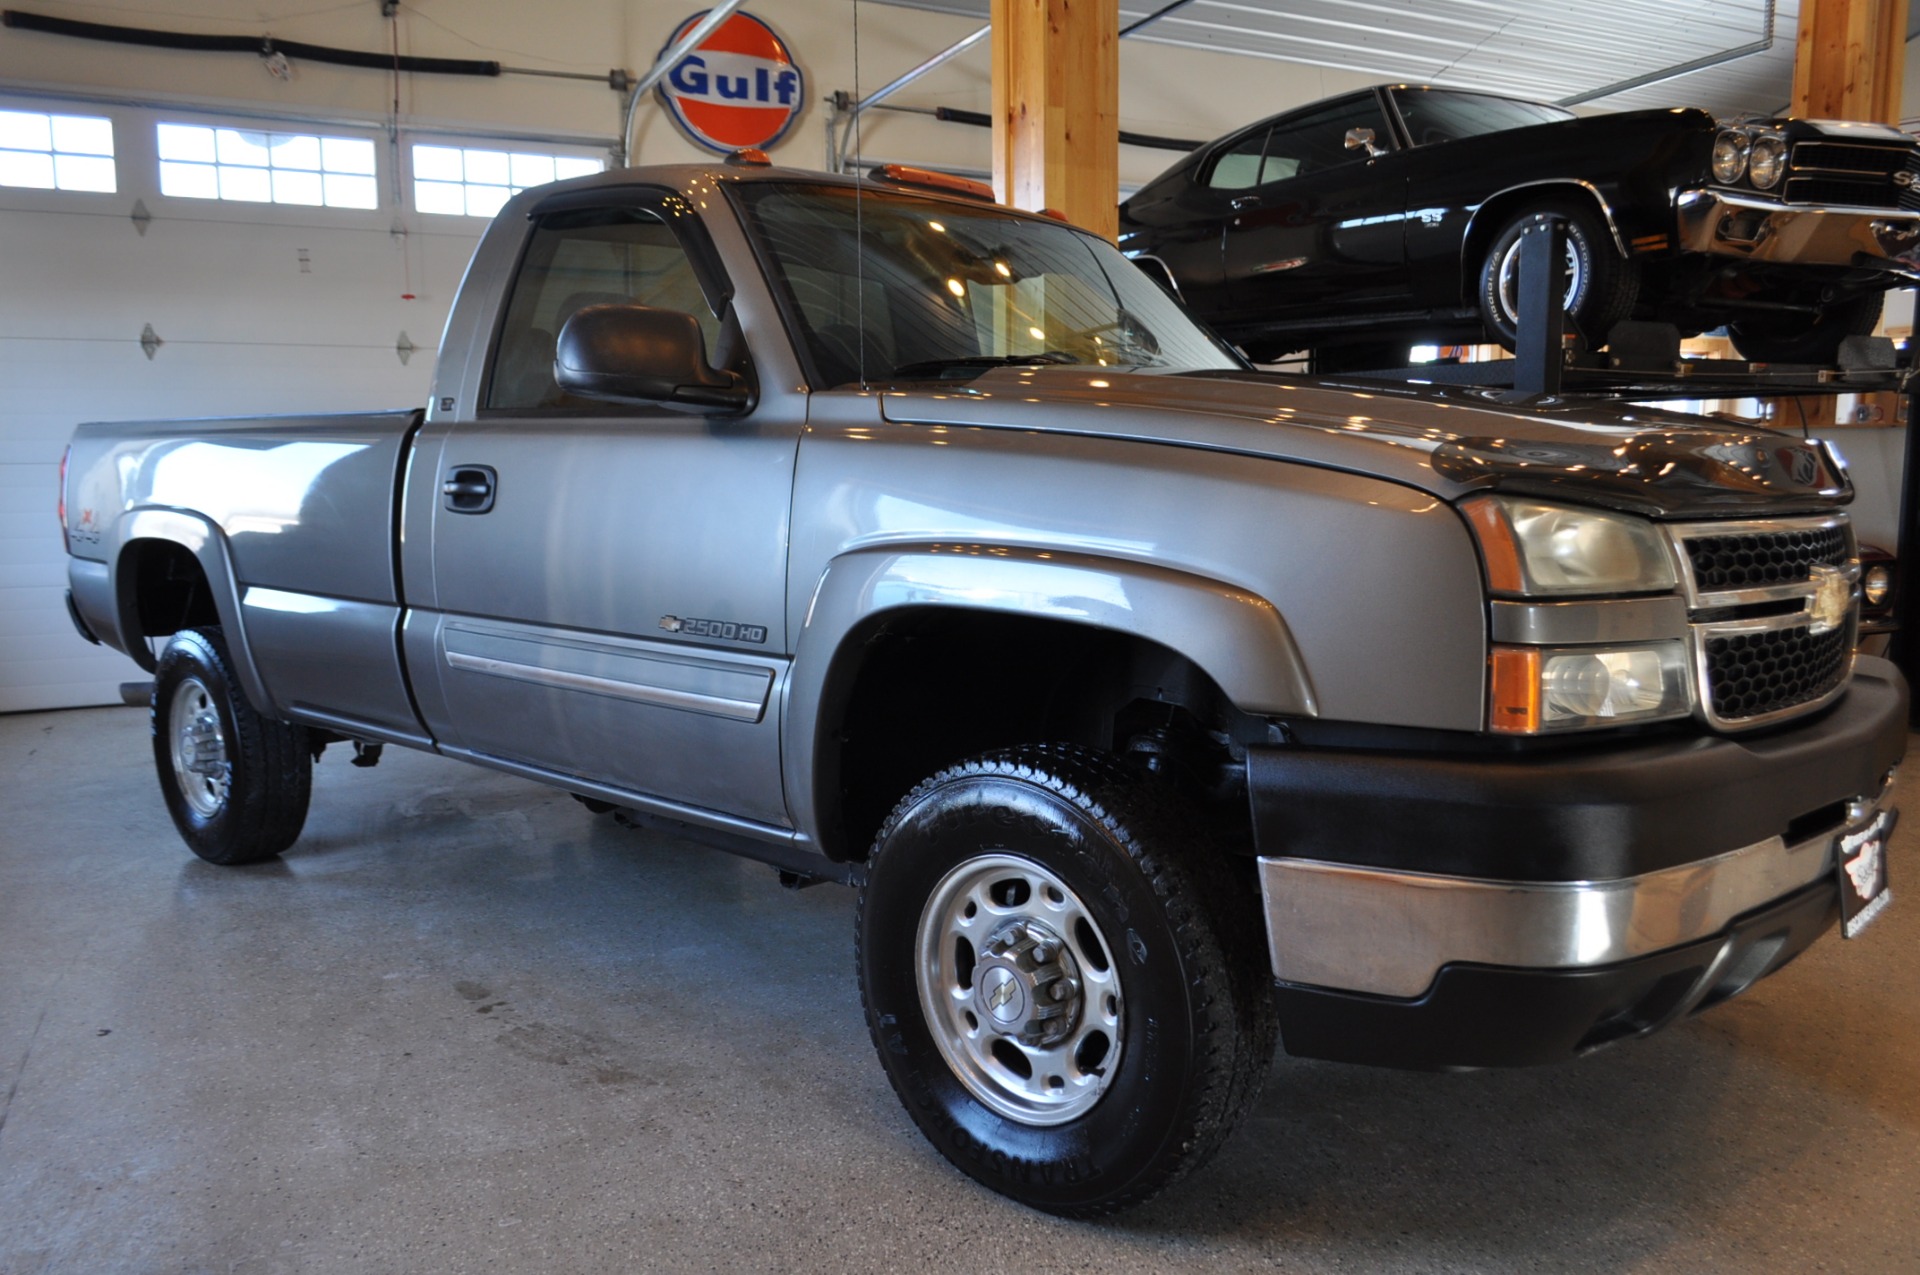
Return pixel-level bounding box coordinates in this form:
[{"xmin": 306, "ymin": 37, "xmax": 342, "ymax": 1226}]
[
  {"xmin": 486, "ymin": 204, "xmax": 722, "ymax": 410},
  {"xmin": 1258, "ymin": 99, "xmax": 1393, "ymax": 182},
  {"xmin": 1205, "ymin": 129, "xmax": 1271, "ymax": 190}
]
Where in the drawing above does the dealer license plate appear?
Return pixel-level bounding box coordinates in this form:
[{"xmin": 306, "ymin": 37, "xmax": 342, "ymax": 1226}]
[{"xmin": 1837, "ymin": 809, "xmax": 1894, "ymax": 938}]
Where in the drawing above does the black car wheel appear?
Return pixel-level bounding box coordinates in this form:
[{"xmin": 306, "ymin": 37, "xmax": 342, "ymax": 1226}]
[
  {"xmin": 856, "ymin": 744, "xmax": 1275, "ymax": 1216},
  {"xmin": 1478, "ymin": 200, "xmax": 1638, "ymax": 350},
  {"xmin": 152, "ymin": 626, "xmax": 311, "ymax": 865},
  {"xmin": 1728, "ymin": 291, "xmax": 1884, "ymax": 366}
]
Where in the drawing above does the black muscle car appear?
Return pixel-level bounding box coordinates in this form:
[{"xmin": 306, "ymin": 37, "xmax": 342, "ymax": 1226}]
[{"xmin": 1119, "ymin": 85, "xmax": 1920, "ymax": 366}]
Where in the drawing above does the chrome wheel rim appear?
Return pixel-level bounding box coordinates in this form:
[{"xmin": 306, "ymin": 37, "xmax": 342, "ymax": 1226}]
[
  {"xmin": 1496, "ymin": 235, "xmax": 1583, "ymax": 326},
  {"xmin": 915, "ymin": 853, "xmax": 1124, "ymax": 1126},
  {"xmin": 169, "ymin": 676, "xmax": 229, "ymax": 818}
]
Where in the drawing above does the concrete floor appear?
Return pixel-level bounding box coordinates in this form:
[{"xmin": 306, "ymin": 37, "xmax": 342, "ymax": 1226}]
[{"xmin": 1, "ymin": 706, "xmax": 1917, "ymax": 1274}]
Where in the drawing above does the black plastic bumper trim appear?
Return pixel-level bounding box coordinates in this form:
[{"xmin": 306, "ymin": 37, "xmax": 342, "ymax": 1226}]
[
  {"xmin": 64, "ymin": 588, "xmax": 100, "ymax": 645},
  {"xmin": 1273, "ymin": 878, "xmax": 1840, "ymax": 1070},
  {"xmin": 1247, "ymin": 656, "xmax": 1907, "ymax": 882}
]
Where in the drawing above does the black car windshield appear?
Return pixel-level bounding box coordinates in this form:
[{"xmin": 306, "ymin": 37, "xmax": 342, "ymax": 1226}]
[
  {"xmin": 1391, "ymin": 88, "xmax": 1575, "ymax": 146},
  {"xmin": 730, "ymin": 181, "xmax": 1239, "ymax": 385}
]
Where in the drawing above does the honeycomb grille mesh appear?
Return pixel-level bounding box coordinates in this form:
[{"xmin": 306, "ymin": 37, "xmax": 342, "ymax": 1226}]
[
  {"xmin": 1683, "ymin": 526, "xmax": 1848, "ymax": 592},
  {"xmin": 1704, "ymin": 624, "xmax": 1850, "ymax": 723}
]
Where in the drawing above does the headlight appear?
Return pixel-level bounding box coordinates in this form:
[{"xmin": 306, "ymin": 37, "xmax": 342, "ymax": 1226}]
[
  {"xmin": 1464, "ymin": 496, "xmax": 1678, "ymax": 597},
  {"xmin": 1748, "ymin": 134, "xmax": 1786, "ymax": 189},
  {"xmin": 1490, "ymin": 643, "xmax": 1692, "ymax": 733},
  {"xmin": 1864, "ymin": 563, "xmax": 1892, "ymax": 606},
  {"xmin": 1712, "ymin": 129, "xmax": 1751, "ymax": 183}
]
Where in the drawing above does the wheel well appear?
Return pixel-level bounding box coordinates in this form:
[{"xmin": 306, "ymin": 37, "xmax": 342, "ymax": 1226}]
[
  {"xmin": 1461, "ymin": 184, "xmax": 1621, "ymax": 300},
  {"xmin": 815, "ymin": 609, "xmax": 1261, "ymax": 862},
  {"xmin": 121, "ymin": 539, "xmax": 218, "ymax": 642}
]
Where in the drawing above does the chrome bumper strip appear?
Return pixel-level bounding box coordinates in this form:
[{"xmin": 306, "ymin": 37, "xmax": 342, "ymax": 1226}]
[
  {"xmin": 1258, "ymin": 777, "xmax": 1894, "ymax": 999},
  {"xmin": 1674, "ymin": 188, "xmax": 1920, "ymax": 277}
]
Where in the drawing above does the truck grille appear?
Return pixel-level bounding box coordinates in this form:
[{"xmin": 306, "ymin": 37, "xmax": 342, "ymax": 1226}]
[
  {"xmin": 1702, "ymin": 623, "xmax": 1851, "ymax": 722},
  {"xmin": 1783, "ymin": 140, "xmax": 1912, "ymax": 209},
  {"xmin": 1667, "ymin": 516, "xmax": 1856, "ymax": 730},
  {"xmin": 1681, "ymin": 524, "xmax": 1849, "ymax": 590}
]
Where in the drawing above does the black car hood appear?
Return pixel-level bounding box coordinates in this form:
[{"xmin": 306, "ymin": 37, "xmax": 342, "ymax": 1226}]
[{"xmin": 876, "ymin": 366, "xmax": 1851, "ymax": 518}]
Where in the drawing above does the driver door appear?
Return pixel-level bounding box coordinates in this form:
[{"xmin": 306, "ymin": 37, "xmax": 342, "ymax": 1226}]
[{"xmin": 412, "ymin": 192, "xmax": 798, "ymax": 827}]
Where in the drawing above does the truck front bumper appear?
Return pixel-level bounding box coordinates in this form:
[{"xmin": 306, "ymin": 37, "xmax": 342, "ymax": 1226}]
[{"xmin": 1249, "ymin": 656, "xmax": 1907, "ymax": 1068}]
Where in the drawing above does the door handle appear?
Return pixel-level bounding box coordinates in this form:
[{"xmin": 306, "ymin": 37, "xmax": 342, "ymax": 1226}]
[
  {"xmin": 442, "ymin": 464, "xmax": 497, "ymax": 514},
  {"xmin": 1230, "ymin": 194, "xmax": 1260, "ymax": 210}
]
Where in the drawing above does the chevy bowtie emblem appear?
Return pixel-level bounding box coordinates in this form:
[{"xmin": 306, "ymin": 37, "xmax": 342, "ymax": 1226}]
[
  {"xmin": 987, "ymin": 973, "xmax": 1018, "ymax": 1012},
  {"xmin": 1807, "ymin": 564, "xmax": 1850, "ymax": 635}
]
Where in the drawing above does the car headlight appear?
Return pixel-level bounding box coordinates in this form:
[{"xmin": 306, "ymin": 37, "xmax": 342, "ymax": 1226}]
[
  {"xmin": 1748, "ymin": 134, "xmax": 1786, "ymax": 189},
  {"xmin": 1712, "ymin": 129, "xmax": 1751, "ymax": 184},
  {"xmin": 1491, "ymin": 642, "xmax": 1692, "ymax": 733},
  {"xmin": 1464, "ymin": 496, "xmax": 1678, "ymax": 597},
  {"xmin": 1864, "ymin": 563, "xmax": 1892, "ymax": 606}
]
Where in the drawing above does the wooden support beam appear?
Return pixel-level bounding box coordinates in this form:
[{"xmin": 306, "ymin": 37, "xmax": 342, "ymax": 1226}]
[
  {"xmin": 990, "ymin": 0, "xmax": 1119, "ymax": 241},
  {"xmin": 1791, "ymin": 0, "xmax": 1908, "ymax": 123}
]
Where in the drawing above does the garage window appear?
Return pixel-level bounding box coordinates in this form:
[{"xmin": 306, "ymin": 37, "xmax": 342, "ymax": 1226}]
[
  {"xmin": 157, "ymin": 123, "xmax": 378, "ymax": 208},
  {"xmin": 0, "ymin": 109, "xmax": 115, "ymax": 192},
  {"xmin": 412, "ymin": 144, "xmax": 604, "ymax": 218}
]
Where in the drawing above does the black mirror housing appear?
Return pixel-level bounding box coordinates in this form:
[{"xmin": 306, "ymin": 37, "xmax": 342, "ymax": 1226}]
[{"xmin": 554, "ymin": 304, "xmax": 751, "ymax": 411}]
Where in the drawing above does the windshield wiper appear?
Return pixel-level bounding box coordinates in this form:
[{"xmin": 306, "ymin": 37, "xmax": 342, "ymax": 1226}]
[{"xmin": 885, "ymin": 352, "xmax": 1078, "ymax": 380}]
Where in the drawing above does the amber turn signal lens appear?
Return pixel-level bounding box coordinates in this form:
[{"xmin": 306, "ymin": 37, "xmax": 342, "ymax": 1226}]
[
  {"xmin": 1463, "ymin": 496, "xmax": 1526, "ymax": 594},
  {"xmin": 1489, "ymin": 646, "xmax": 1543, "ymax": 734}
]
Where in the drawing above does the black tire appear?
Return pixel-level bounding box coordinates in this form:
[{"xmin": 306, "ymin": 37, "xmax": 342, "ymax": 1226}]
[
  {"xmin": 856, "ymin": 744, "xmax": 1276, "ymax": 1216},
  {"xmin": 1477, "ymin": 200, "xmax": 1638, "ymax": 350},
  {"xmin": 151, "ymin": 626, "xmax": 311, "ymax": 865},
  {"xmin": 1728, "ymin": 291, "xmax": 1884, "ymax": 365}
]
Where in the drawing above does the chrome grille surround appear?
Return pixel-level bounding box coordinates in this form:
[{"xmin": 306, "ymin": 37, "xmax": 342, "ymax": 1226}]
[
  {"xmin": 1784, "ymin": 140, "xmax": 1911, "ymax": 210},
  {"xmin": 1664, "ymin": 514, "xmax": 1858, "ymax": 731}
]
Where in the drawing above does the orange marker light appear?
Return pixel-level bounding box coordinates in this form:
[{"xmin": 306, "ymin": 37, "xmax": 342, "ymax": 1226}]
[
  {"xmin": 1463, "ymin": 496, "xmax": 1526, "ymax": 595},
  {"xmin": 1489, "ymin": 646, "xmax": 1543, "ymax": 733}
]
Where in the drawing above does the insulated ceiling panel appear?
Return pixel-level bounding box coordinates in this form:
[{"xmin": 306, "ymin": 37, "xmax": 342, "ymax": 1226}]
[{"xmin": 875, "ymin": 0, "xmax": 1808, "ymax": 119}]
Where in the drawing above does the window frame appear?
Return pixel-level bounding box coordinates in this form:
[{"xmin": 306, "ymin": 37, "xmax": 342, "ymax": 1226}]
[
  {"xmin": 477, "ymin": 185, "xmax": 739, "ymax": 417},
  {"xmin": 0, "ymin": 105, "xmax": 117, "ymax": 195},
  {"xmin": 408, "ymin": 137, "xmax": 609, "ymax": 220},
  {"xmin": 153, "ymin": 119, "xmax": 382, "ymax": 211}
]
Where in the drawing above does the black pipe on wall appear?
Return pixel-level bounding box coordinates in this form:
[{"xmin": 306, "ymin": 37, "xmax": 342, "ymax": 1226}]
[{"xmin": 1, "ymin": 10, "xmax": 500, "ymax": 77}]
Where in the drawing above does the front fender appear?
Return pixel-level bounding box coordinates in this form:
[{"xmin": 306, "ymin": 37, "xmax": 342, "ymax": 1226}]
[{"xmin": 781, "ymin": 544, "xmax": 1316, "ymax": 851}]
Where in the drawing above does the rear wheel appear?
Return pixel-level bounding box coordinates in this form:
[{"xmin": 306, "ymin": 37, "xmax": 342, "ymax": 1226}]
[
  {"xmin": 1478, "ymin": 200, "xmax": 1638, "ymax": 349},
  {"xmin": 1728, "ymin": 291, "xmax": 1884, "ymax": 365},
  {"xmin": 152, "ymin": 627, "xmax": 311, "ymax": 864},
  {"xmin": 856, "ymin": 744, "xmax": 1275, "ymax": 1215}
]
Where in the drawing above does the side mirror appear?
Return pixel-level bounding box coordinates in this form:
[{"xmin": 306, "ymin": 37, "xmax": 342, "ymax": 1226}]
[
  {"xmin": 1344, "ymin": 127, "xmax": 1384, "ymax": 158},
  {"xmin": 554, "ymin": 303, "xmax": 751, "ymax": 412}
]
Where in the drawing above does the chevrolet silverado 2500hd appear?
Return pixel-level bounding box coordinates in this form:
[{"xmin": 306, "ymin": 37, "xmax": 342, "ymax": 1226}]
[{"xmin": 61, "ymin": 159, "xmax": 1906, "ymax": 1216}]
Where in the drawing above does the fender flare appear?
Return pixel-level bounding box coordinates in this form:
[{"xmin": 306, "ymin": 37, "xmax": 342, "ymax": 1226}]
[
  {"xmin": 781, "ymin": 544, "xmax": 1317, "ymax": 856},
  {"xmin": 1459, "ymin": 178, "xmax": 1630, "ymax": 297},
  {"xmin": 109, "ymin": 508, "xmax": 277, "ymax": 715}
]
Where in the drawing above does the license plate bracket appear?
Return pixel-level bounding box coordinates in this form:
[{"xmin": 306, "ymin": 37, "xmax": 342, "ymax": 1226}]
[{"xmin": 1836, "ymin": 809, "xmax": 1894, "ymax": 939}]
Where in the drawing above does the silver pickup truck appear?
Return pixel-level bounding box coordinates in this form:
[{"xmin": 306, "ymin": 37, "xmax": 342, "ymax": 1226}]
[{"xmin": 62, "ymin": 158, "xmax": 1907, "ymax": 1216}]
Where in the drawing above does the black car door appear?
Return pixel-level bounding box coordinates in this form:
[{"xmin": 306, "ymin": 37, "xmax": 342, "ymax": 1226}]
[
  {"xmin": 1222, "ymin": 96, "xmax": 1409, "ymax": 322},
  {"xmin": 1121, "ymin": 124, "xmax": 1270, "ymax": 318}
]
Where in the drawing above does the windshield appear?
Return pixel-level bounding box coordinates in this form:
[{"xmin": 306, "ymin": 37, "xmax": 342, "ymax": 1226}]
[
  {"xmin": 1391, "ymin": 88, "xmax": 1575, "ymax": 146},
  {"xmin": 730, "ymin": 181, "xmax": 1240, "ymax": 385}
]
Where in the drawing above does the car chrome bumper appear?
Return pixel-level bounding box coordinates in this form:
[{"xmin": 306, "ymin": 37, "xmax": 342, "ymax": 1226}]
[
  {"xmin": 1257, "ymin": 773, "xmax": 1895, "ymax": 1000},
  {"xmin": 1675, "ymin": 187, "xmax": 1920, "ymax": 277}
]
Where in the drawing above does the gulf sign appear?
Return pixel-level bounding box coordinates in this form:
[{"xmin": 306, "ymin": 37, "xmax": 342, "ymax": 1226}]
[{"xmin": 655, "ymin": 11, "xmax": 805, "ymax": 154}]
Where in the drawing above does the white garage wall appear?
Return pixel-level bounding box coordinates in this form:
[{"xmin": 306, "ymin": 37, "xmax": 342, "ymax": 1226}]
[{"xmin": 0, "ymin": 1, "xmax": 1374, "ymax": 712}]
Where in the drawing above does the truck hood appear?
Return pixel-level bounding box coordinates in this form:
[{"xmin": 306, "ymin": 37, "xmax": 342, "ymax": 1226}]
[{"xmin": 876, "ymin": 367, "xmax": 1850, "ymax": 518}]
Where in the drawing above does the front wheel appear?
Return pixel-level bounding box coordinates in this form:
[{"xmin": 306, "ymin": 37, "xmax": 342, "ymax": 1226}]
[
  {"xmin": 1728, "ymin": 291, "xmax": 1884, "ymax": 365},
  {"xmin": 1478, "ymin": 200, "xmax": 1638, "ymax": 350},
  {"xmin": 856, "ymin": 745, "xmax": 1275, "ymax": 1215},
  {"xmin": 152, "ymin": 627, "xmax": 311, "ymax": 864}
]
